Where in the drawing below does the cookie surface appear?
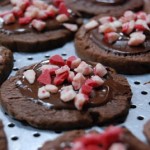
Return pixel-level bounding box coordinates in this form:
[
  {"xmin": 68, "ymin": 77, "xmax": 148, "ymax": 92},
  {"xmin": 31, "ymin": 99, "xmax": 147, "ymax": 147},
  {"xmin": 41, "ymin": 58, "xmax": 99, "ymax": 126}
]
[
  {"xmin": 75, "ymin": 11, "xmax": 150, "ymax": 75},
  {"xmin": 0, "ymin": 55, "xmax": 132, "ymax": 130},
  {"xmin": 0, "ymin": 46, "xmax": 13, "ymax": 85},
  {"xmin": 0, "ymin": 0, "xmax": 82, "ymax": 52},
  {"xmin": 40, "ymin": 126, "xmax": 150, "ymax": 150},
  {"xmin": 65, "ymin": 0, "xmax": 144, "ymax": 17},
  {"xmin": 0, "ymin": 121, "xmax": 7, "ymax": 150},
  {"xmin": 144, "ymin": 120, "xmax": 150, "ymax": 143}
]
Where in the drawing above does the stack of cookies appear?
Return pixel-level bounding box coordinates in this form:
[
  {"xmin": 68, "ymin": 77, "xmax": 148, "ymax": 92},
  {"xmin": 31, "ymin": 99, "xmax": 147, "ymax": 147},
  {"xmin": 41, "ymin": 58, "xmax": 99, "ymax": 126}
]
[{"xmin": 0, "ymin": 0, "xmax": 150, "ymax": 150}]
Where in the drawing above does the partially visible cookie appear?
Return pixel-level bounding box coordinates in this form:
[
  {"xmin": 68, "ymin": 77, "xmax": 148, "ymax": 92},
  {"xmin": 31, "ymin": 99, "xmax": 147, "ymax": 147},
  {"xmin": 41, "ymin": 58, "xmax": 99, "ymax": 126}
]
[
  {"xmin": 0, "ymin": 0, "xmax": 82, "ymax": 52},
  {"xmin": 0, "ymin": 121, "xmax": 7, "ymax": 150},
  {"xmin": 40, "ymin": 126, "xmax": 150, "ymax": 150},
  {"xmin": 75, "ymin": 11, "xmax": 150, "ymax": 74},
  {"xmin": 0, "ymin": 46, "xmax": 13, "ymax": 85},
  {"xmin": 65, "ymin": 0, "xmax": 144, "ymax": 17},
  {"xmin": 144, "ymin": 120, "xmax": 150, "ymax": 143},
  {"xmin": 0, "ymin": 55, "xmax": 132, "ymax": 130}
]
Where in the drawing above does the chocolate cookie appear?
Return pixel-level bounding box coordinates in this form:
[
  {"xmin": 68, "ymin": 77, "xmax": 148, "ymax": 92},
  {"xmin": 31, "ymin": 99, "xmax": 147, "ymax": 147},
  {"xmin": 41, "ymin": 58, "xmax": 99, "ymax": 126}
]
[
  {"xmin": 40, "ymin": 126, "xmax": 150, "ymax": 150},
  {"xmin": 65, "ymin": 0, "xmax": 144, "ymax": 17},
  {"xmin": 0, "ymin": 55, "xmax": 132, "ymax": 130},
  {"xmin": 0, "ymin": 46, "xmax": 13, "ymax": 85},
  {"xmin": 144, "ymin": 120, "xmax": 150, "ymax": 143},
  {"xmin": 0, "ymin": 0, "xmax": 82, "ymax": 52},
  {"xmin": 75, "ymin": 11, "xmax": 150, "ymax": 75},
  {"xmin": 0, "ymin": 121, "xmax": 8, "ymax": 150}
]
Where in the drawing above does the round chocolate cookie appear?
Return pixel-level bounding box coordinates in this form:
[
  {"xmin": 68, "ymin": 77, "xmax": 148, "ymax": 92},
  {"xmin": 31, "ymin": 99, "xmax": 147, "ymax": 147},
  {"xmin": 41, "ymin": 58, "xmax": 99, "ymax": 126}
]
[
  {"xmin": 0, "ymin": 55, "xmax": 132, "ymax": 130},
  {"xmin": 75, "ymin": 11, "xmax": 150, "ymax": 74},
  {"xmin": 144, "ymin": 120, "xmax": 150, "ymax": 143},
  {"xmin": 0, "ymin": 0, "xmax": 82, "ymax": 52},
  {"xmin": 0, "ymin": 121, "xmax": 8, "ymax": 150},
  {"xmin": 0, "ymin": 46, "xmax": 13, "ymax": 85},
  {"xmin": 65, "ymin": 0, "xmax": 144, "ymax": 17},
  {"xmin": 40, "ymin": 126, "xmax": 150, "ymax": 150}
]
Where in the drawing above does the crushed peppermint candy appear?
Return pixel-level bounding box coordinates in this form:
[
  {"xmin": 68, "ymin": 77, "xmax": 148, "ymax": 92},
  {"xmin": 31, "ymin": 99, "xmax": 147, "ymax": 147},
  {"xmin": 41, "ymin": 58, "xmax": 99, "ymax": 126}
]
[
  {"xmin": 85, "ymin": 10, "xmax": 150, "ymax": 46},
  {"xmin": 66, "ymin": 126, "xmax": 125, "ymax": 150},
  {"xmin": 22, "ymin": 55, "xmax": 108, "ymax": 110},
  {"xmin": 0, "ymin": 0, "xmax": 77, "ymax": 32}
]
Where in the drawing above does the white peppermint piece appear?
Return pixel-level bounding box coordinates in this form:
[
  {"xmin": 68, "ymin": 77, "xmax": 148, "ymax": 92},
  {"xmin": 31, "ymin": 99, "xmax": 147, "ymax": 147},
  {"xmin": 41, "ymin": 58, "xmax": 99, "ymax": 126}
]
[
  {"xmin": 99, "ymin": 16, "xmax": 116, "ymax": 24},
  {"xmin": 23, "ymin": 69, "xmax": 36, "ymax": 84},
  {"xmin": 91, "ymin": 75, "xmax": 104, "ymax": 86},
  {"xmin": 46, "ymin": 5, "xmax": 58, "ymax": 14},
  {"xmin": 108, "ymin": 143, "xmax": 127, "ymax": 150},
  {"xmin": 61, "ymin": 85, "xmax": 73, "ymax": 91},
  {"xmin": 32, "ymin": 0, "xmax": 48, "ymax": 10},
  {"xmin": 68, "ymin": 71, "xmax": 75, "ymax": 82},
  {"xmin": 31, "ymin": 19, "xmax": 46, "ymax": 31},
  {"xmin": 128, "ymin": 32, "xmax": 146, "ymax": 46},
  {"xmin": 105, "ymin": 32, "xmax": 119, "ymax": 44},
  {"xmin": 60, "ymin": 89, "xmax": 76, "ymax": 102},
  {"xmin": 56, "ymin": 14, "xmax": 69, "ymax": 23},
  {"xmin": 72, "ymin": 73, "xmax": 86, "ymax": 90},
  {"xmin": 40, "ymin": 64, "xmax": 59, "ymax": 71},
  {"xmin": 45, "ymin": 84, "xmax": 58, "ymax": 93},
  {"xmin": 94, "ymin": 63, "xmax": 107, "ymax": 77},
  {"xmin": 55, "ymin": 65, "xmax": 70, "ymax": 75},
  {"xmin": 122, "ymin": 20, "xmax": 135, "ymax": 34},
  {"xmin": 63, "ymin": 23, "xmax": 78, "ymax": 32},
  {"xmin": 3, "ymin": 13, "xmax": 16, "ymax": 25},
  {"xmin": 110, "ymin": 20, "xmax": 122, "ymax": 28},
  {"xmin": 146, "ymin": 14, "xmax": 150, "ymax": 25},
  {"xmin": 84, "ymin": 20, "xmax": 99, "ymax": 30},
  {"xmin": 71, "ymin": 58, "xmax": 81, "ymax": 69},
  {"xmin": 124, "ymin": 10, "xmax": 136, "ymax": 21},
  {"xmin": 135, "ymin": 19, "xmax": 150, "ymax": 30},
  {"xmin": 136, "ymin": 12, "xmax": 147, "ymax": 20},
  {"xmin": 99, "ymin": 23, "xmax": 117, "ymax": 33},
  {"xmin": 38, "ymin": 86, "xmax": 50, "ymax": 99},
  {"xmin": 74, "ymin": 61, "xmax": 93, "ymax": 75},
  {"xmin": 74, "ymin": 93, "xmax": 88, "ymax": 110}
]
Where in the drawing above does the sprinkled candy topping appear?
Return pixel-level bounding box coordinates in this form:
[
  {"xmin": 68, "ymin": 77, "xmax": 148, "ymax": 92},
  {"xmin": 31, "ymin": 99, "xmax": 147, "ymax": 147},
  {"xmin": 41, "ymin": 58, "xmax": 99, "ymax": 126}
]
[
  {"xmin": 0, "ymin": 0, "xmax": 78, "ymax": 32},
  {"xmin": 22, "ymin": 55, "xmax": 107, "ymax": 110},
  {"xmin": 66, "ymin": 126, "xmax": 125, "ymax": 150},
  {"xmin": 84, "ymin": 11, "xmax": 150, "ymax": 46}
]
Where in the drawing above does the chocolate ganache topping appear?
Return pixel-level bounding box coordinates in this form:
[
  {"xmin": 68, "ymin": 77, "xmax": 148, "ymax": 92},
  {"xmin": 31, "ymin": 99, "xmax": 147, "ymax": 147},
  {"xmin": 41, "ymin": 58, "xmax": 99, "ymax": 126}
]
[
  {"xmin": 16, "ymin": 57, "xmax": 127, "ymax": 110},
  {"xmin": 0, "ymin": 0, "xmax": 79, "ymax": 35}
]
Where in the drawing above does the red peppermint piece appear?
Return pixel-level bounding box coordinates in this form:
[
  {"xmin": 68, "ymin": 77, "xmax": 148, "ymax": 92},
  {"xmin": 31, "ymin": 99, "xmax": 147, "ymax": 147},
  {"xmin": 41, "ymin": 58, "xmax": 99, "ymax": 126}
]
[
  {"xmin": 54, "ymin": 71, "xmax": 68, "ymax": 85},
  {"xmin": 37, "ymin": 70, "xmax": 51, "ymax": 85},
  {"xmin": 50, "ymin": 55, "xmax": 65, "ymax": 66},
  {"xmin": 66, "ymin": 56, "xmax": 77, "ymax": 68},
  {"xmin": 80, "ymin": 84, "xmax": 93, "ymax": 95},
  {"xmin": 19, "ymin": 17, "xmax": 32, "ymax": 25},
  {"xmin": 75, "ymin": 133, "xmax": 103, "ymax": 147},
  {"xmin": 13, "ymin": 7, "xmax": 23, "ymax": 17},
  {"xmin": 85, "ymin": 79, "xmax": 98, "ymax": 88},
  {"xmin": 102, "ymin": 126, "xmax": 123, "ymax": 149},
  {"xmin": 59, "ymin": 2, "xmax": 69, "ymax": 17},
  {"xmin": 49, "ymin": 68, "xmax": 58, "ymax": 75},
  {"xmin": 46, "ymin": 11, "xmax": 56, "ymax": 18}
]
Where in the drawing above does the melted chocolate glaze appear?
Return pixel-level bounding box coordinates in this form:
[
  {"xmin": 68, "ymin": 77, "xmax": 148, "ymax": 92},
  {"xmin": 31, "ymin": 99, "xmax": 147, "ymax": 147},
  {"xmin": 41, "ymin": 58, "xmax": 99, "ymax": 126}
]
[
  {"xmin": 17, "ymin": 60, "xmax": 127, "ymax": 110},
  {"xmin": 90, "ymin": 28, "xmax": 150, "ymax": 56}
]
